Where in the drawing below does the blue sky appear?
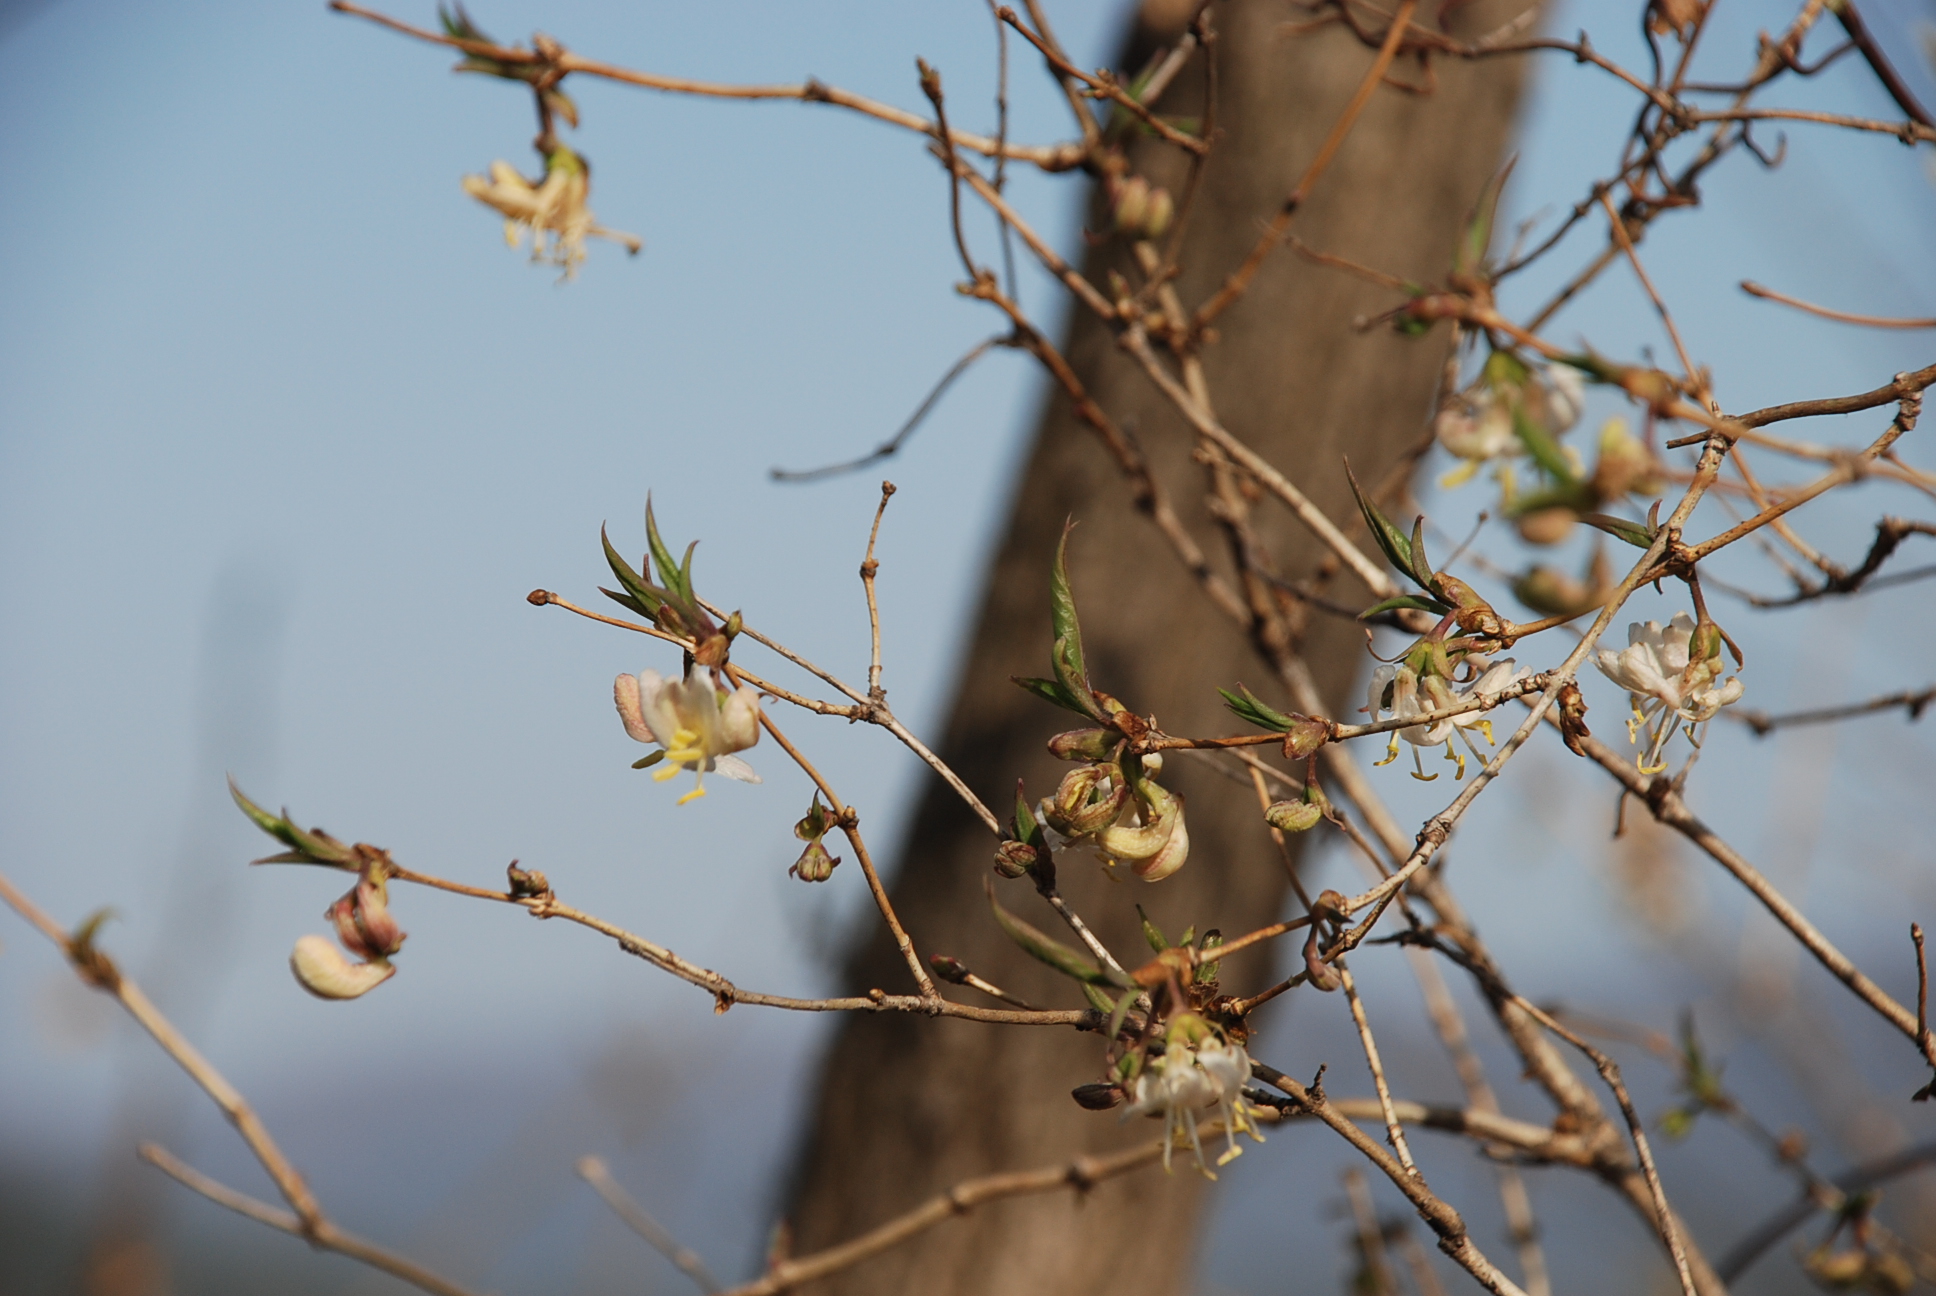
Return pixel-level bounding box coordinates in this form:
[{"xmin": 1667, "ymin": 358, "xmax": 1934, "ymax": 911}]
[{"xmin": 3, "ymin": 2, "xmax": 1935, "ymax": 1293}]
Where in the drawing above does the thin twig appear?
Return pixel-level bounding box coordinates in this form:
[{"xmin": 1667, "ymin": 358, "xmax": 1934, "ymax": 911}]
[
  {"xmin": 577, "ymin": 1156, "xmax": 722, "ymax": 1293},
  {"xmin": 1338, "ymin": 960, "xmax": 1419, "ymax": 1176},
  {"xmin": 328, "ymin": 1, "xmax": 1086, "ymax": 170},
  {"xmin": 1741, "ymin": 280, "xmax": 1936, "ymax": 330},
  {"xmin": 139, "ymin": 1145, "xmax": 484, "ymax": 1296}
]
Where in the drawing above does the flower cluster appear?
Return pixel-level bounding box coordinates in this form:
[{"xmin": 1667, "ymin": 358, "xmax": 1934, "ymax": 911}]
[
  {"xmin": 615, "ymin": 667, "xmax": 762, "ymax": 805},
  {"xmin": 1365, "ymin": 648, "xmax": 1525, "ymax": 781},
  {"xmin": 1594, "ymin": 611, "xmax": 1743, "ymax": 772},
  {"xmin": 1435, "ymin": 352, "xmax": 1584, "ymax": 489},
  {"xmin": 1122, "ymin": 1014, "xmax": 1266, "ymax": 1176}
]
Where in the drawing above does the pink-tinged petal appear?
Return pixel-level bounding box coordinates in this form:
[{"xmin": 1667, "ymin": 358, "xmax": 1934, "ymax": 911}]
[
  {"xmin": 614, "ymin": 674, "xmax": 656, "ymax": 744},
  {"xmin": 1133, "ymin": 797, "xmax": 1189, "ymax": 881},
  {"xmin": 290, "ymin": 936, "xmax": 394, "ymax": 1001}
]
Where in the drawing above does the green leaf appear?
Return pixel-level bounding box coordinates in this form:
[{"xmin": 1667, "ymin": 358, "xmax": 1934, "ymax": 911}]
[
  {"xmin": 1013, "ymin": 780, "xmax": 1040, "ymax": 843},
  {"xmin": 1105, "ymin": 986, "xmax": 1140, "ymax": 1040},
  {"xmin": 1048, "ymin": 522, "xmax": 1088, "ymax": 693},
  {"xmin": 1176, "ymin": 925, "xmax": 1195, "ymax": 950},
  {"xmin": 599, "ymin": 586, "xmax": 655, "ymax": 619},
  {"xmin": 1136, "ymin": 904, "xmax": 1168, "ymax": 953},
  {"xmin": 1359, "ymin": 594, "xmax": 1452, "ymax": 620},
  {"xmin": 1581, "ymin": 512, "xmax": 1656, "ymax": 549},
  {"xmin": 602, "ymin": 526, "xmax": 665, "ymax": 617},
  {"xmin": 1511, "ymin": 402, "xmax": 1579, "ymax": 486},
  {"xmin": 986, "ymin": 880, "xmax": 1123, "ymax": 986},
  {"xmin": 1082, "ymin": 982, "xmax": 1117, "ymax": 1013},
  {"xmin": 1407, "ymin": 513, "xmax": 1435, "ymax": 588},
  {"xmin": 228, "ymin": 779, "xmax": 353, "ymax": 865},
  {"xmin": 1345, "ymin": 461, "xmax": 1421, "ymax": 588},
  {"xmin": 1454, "ymin": 156, "xmax": 1516, "ymax": 279},
  {"xmin": 438, "ymin": 2, "xmax": 493, "ymax": 43},
  {"xmin": 1011, "ymin": 676, "xmax": 1099, "ymax": 719},
  {"xmin": 1219, "ymin": 685, "xmax": 1295, "ymax": 732},
  {"xmin": 1197, "ymin": 930, "xmax": 1223, "ymax": 984},
  {"xmin": 644, "ymin": 498, "xmax": 687, "ymax": 602}
]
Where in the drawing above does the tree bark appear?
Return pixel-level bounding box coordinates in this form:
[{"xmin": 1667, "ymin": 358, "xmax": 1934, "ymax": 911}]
[{"xmin": 786, "ymin": 4, "xmax": 1529, "ymax": 1293}]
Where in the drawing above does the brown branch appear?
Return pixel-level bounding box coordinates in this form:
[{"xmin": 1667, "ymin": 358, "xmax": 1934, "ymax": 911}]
[
  {"xmin": 719, "ymin": 1142, "xmax": 1165, "ymax": 1295},
  {"xmin": 1734, "ymin": 684, "xmax": 1936, "ymax": 735},
  {"xmin": 577, "ymin": 1156, "xmax": 722, "ymax": 1293},
  {"xmin": 327, "ymin": 1, "xmax": 1086, "ymax": 170},
  {"xmin": 139, "ymin": 1145, "xmax": 483, "ymax": 1296},
  {"xmin": 1741, "ymin": 280, "xmax": 1936, "ymax": 330},
  {"xmin": 0, "ymin": 871, "xmax": 480, "ymax": 1296},
  {"xmin": 1725, "ymin": 360, "xmax": 1936, "ymax": 431},
  {"xmin": 1568, "ymin": 727, "xmax": 1936, "ymax": 1073},
  {"xmin": 1251, "ymin": 1061, "xmax": 1530, "ymax": 1296},
  {"xmin": 1683, "ymin": 388, "xmax": 1921, "ymax": 562},
  {"xmin": 996, "ymin": 8, "xmax": 1207, "ymax": 153}
]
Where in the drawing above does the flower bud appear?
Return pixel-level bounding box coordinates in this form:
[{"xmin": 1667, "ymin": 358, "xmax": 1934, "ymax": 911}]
[
  {"xmin": 1589, "ymin": 417, "xmax": 1660, "ymax": 499},
  {"xmin": 1142, "ymin": 187, "xmax": 1174, "ymax": 241},
  {"xmin": 788, "ymin": 839, "xmax": 839, "ymax": 883},
  {"xmin": 1515, "ymin": 505, "xmax": 1579, "ymax": 546},
  {"xmin": 325, "ymin": 876, "xmax": 406, "ymax": 961},
  {"xmin": 928, "ymin": 955, "xmax": 972, "ymax": 984},
  {"xmin": 1045, "ymin": 765, "xmax": 1128, "ymax": 838},
  {"xmin": 1047, "ymin": 727, "xmax": 1121, "ymax": 762},
  {"xmin": 1280, "ymin": 716, "xmax": 1330, "ymax": 761},
  {"xmin": 290, "ymin": 935, "xmax": 394, "ymax": 1001},
  {"xmin": 1111, "ymin": 176, "xmax": 1151, "ymax": 235},
  {"xmin": 1264, "ymin": 799, "xmax": 1323, "ymax": 833},
  {"xmin": 992, "ymin": 840, "xmax": 1040, "ymax": 878},
  {"xmin": 1071, "ymin": 1082, "xmax": 1124, "ymax": 1111}
]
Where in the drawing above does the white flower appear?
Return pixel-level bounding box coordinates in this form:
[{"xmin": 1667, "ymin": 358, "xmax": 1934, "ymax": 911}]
[
  {"xmin": 1124, "ymin": 1029, "xmax": 1266, "ymax": 1176},
  {"xmin": 1436, "ymin": 396, "xmax": 1517, "ymax": 487},
  {"xmin": 1542, "ymin": 363, "xmax": 1586, "ymax": 432},
  {"xmin": 1365, "ymin": 658, "xmax": 1525, "ymax": 780},
  {"xmin": 462, "ymin": 152, "xmax": 640, "ymax": 277},
  {"xmin": 1595, "ymin": 612, "xmax": 1743, "ymax": 772},
  {"xmin": 615, "ymin": 668, "xmax": 762, "ymax": 805}
]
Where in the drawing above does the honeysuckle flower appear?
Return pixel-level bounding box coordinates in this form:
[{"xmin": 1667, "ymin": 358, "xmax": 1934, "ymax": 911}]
[
  {"xmin": 614, "ymin": 667, "xmax": 762, "ymax": 804},
  {"xmin": 1542, "ymin": 362, "xmax": 1586, "ymax": 432},
  {"xmin": 1365, "ymin": 657, "xmax": 1525, "ymax": 781},
  {"xmin": 461, "ymin": 148, "xmax": 640, "ymax": 277},
  {"xmin": 290, "ymin": 934, "xmax": 396, "ymax": 1001},
  {"xmin": 1435, "ymin": 395, "xmax": 1516, "ymax": 486},
  {"xmin": 1438, "ymin": 361, "xmax": 1585, "ymax": 488},
  {"xmin": 1595, "ymin": 612, "xmax": 1744, "ymax": 772},
  {"xmin": 1123, "ymin": 1016, "xmax": 1266, "ymax": 1176}
]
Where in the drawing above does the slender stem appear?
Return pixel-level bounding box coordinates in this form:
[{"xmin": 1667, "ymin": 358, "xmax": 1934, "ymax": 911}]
[
  {"xmin": 1741, "ymin": 280, "xmax": 1936, "ymax": 330},
  {"xmin": 140, "ymin": 1145, "xmax": 484, "ymax": 1296},
  {"xmin": 1338, "ymin": 960, "xmax": 1419, "ymax": 1176},
  {"xmin": 328, "ymin": 1, "xmax": 1086, "ymax": 170},
  {"xmin": 577, "ymin": 1156, "xmax": 722, "ymax": 1293}
]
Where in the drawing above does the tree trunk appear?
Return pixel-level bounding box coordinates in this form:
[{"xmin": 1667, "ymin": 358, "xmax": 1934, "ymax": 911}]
[{"xmin": 786, "ymin": 4, "xmax": 1528, "ymax": 1292}]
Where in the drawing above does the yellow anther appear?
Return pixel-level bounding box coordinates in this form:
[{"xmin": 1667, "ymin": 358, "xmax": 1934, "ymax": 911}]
[
  {"xmin": 676, "ymin": 783, "xmax": 708, "ymax": 806},
  {"xmin": 1375, "ymin": 735, "xmax": 1401, "ymax": 767}
]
